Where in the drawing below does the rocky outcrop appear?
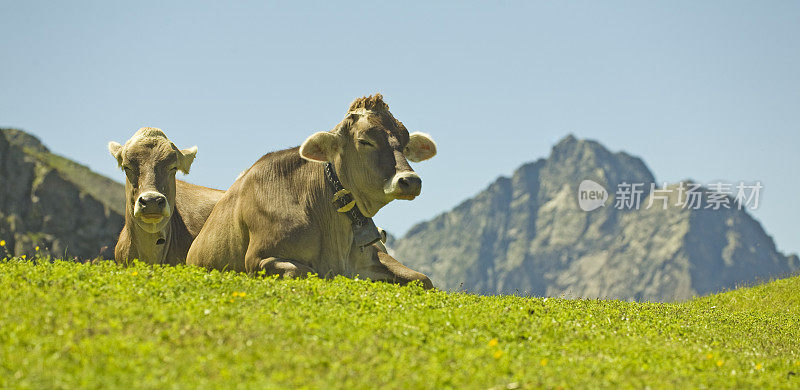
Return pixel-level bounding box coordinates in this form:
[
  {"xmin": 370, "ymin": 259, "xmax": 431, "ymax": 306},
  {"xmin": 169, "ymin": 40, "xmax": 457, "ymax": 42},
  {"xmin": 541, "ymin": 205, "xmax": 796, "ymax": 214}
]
[
  {"xmin": 392, "ymin": 135, "xmax": 799, "ymax": 301},
  {"xmin": 0, "ymin": 129, "xmax": 124, "ymax": 260}
]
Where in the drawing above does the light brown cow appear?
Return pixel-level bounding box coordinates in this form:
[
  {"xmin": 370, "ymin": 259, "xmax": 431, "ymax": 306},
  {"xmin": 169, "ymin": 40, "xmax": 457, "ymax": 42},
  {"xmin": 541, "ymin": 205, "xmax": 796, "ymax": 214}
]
[
  {"xmin": 186, "ymin": 94, "xmax": 436, "ymax": 288},
  {"xmin": 108, "ymin": 127, "xmax": 224, "ymax": 265}
]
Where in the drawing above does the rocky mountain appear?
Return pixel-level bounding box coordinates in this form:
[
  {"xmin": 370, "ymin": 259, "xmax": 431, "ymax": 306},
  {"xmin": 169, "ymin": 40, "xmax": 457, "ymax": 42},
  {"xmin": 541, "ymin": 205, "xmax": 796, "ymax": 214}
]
[
  {"xmin": 0, "ymin": 128, "xmax": 124, "ymax": 260},
  {"xmin": 392, "ymin": 135, "xmax": 799, "ymax": 301}
]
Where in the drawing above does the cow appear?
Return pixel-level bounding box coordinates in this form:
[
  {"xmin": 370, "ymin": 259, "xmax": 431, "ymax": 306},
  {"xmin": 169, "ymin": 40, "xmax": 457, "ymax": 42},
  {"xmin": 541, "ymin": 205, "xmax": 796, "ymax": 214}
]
[
  {"xmin": 108, "ymin": 127, "xmax": 224, "ymax": 265},
  {"xmin": 186, "ymin": 94, "xmax": 436, "ymax": 288}
]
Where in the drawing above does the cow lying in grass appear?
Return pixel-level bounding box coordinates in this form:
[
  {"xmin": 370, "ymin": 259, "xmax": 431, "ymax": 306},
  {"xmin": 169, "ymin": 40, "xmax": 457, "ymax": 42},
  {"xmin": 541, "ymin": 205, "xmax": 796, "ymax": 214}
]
[
  {"xmin": 108, "ymin": 127, "xmax": 224, "ymax": 265},
  {"xmin": 187, "ymin": 94, "xmax": 435, "ymax": 288}
]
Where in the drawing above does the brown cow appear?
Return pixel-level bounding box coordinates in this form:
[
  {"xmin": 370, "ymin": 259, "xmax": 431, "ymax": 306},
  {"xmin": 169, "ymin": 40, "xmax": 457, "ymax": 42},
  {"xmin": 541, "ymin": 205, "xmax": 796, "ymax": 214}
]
[
  {"xmin": 108, "ymin": 127, "xmax": 224, "ymax": 265},
  {"xmin": 186, "ymin": 94, "xmax": 436, "ymax": 288}
]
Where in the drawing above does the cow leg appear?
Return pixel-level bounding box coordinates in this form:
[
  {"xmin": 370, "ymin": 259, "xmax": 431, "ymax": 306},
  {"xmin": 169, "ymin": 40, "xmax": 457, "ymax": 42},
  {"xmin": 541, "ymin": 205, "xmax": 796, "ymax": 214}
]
[
  {"xmin": 257, "ymin": 257, "xmax": 315, "ymax": 279},
  {"xmin": 375, "ymin": 252, "xmax": 434, "ymax": 289},
  {"xmin": 351, "ymin": 245, "xmax": 434, "ymax": 289}
]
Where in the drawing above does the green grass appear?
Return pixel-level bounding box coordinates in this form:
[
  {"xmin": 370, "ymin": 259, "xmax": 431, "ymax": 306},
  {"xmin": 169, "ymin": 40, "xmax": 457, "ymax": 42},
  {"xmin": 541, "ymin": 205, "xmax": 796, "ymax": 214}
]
[{"xmin": 1, "ymin": 258, "xmax": 798, "ymax": 389}]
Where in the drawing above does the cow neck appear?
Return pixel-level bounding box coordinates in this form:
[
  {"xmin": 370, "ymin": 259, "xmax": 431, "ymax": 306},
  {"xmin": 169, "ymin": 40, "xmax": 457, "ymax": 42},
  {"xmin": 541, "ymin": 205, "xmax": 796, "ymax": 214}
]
[
  {"xmin": 323, "ymin": 162, "xmax": 382, "ymax": 248},
  {"xmin": 129, "ymin": 213, "xmax": 172, "ymax": 264}
]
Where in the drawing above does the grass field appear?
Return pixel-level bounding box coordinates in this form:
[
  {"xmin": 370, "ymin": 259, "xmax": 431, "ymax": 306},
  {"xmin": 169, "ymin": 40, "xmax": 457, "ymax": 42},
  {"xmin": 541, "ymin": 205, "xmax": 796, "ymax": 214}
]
[{"xmin": 1, "ymin": 258, "xmax": 798, "ymax": 389}]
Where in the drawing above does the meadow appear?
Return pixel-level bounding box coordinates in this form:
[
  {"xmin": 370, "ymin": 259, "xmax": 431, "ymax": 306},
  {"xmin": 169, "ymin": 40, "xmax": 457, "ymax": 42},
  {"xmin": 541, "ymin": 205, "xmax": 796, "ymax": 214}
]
[{"xmin": 1, "ymin": 257, "xmax": 798, "ymax": 389}]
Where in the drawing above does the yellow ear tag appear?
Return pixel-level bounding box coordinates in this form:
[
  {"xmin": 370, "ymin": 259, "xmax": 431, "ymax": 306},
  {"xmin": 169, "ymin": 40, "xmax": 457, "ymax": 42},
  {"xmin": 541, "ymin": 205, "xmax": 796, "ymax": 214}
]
[
  {"xmin": 332, "ymin": 189, "xmax": 355, "ymax": 212},
  {"xmin": 337, "ymin": 201, "xmax": 356, "ymax": 213},
  {"xmin": 333, "ymin": 189, "xmax": 350, "ymax": 200}
]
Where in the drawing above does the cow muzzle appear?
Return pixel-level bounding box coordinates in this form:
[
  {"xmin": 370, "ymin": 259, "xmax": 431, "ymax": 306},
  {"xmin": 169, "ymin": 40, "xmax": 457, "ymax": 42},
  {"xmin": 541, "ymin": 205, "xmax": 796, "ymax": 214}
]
[
  {"xmin": 385, "ymin": 172, "xmax": 422, "ymax": 200},
  {"xmin": 133, "ymin": 191, "xmax": 170, "ymax": 224}
]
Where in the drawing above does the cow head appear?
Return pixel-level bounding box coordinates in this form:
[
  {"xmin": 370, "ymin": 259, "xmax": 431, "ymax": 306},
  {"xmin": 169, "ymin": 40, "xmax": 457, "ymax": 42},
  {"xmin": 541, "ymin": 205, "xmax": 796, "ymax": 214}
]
[
  {"xmin": 108, "ymin": 127, "xmax": 197, "ymax": 233},
  {"xmin": 300, "ymin": 94, "xmax": 437, "ymax": 217}
]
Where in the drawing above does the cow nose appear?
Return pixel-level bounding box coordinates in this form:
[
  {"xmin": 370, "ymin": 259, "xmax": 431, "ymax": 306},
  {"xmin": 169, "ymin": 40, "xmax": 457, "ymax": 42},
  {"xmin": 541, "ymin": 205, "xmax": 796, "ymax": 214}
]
[
  {"xmin": 397, "ymin": 175, "xmax": 421, "ymax": 191},
  {"xmin": 392, "ymin": 172, "xmax": 422, "ymax": 197},
  {"xmin": 137, "ymin": 192, "xmax": 167, "ymax": 212}
]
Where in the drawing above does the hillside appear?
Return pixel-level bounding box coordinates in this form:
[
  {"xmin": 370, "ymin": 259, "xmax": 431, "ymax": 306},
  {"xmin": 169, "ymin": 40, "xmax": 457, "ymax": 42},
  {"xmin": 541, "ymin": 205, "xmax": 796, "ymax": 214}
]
[
  {"xmin": 1, "ymin": 258, "xmax": 798, "ymax": 389},
  {"xmin": 0, "ymin": 128, "xmax": 124, "ymax": 259},
  {"xmin": 392, "ymin": 135, "xmax": 799, "ymax": 301}
]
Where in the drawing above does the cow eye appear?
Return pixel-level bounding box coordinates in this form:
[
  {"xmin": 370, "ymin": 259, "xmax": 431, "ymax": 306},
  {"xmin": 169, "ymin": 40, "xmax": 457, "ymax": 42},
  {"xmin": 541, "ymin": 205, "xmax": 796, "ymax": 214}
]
[
  {"xmin": 358, "ymin": 139, "xmax": 374, "ymax": 147},
  {"xmin": 123, "ymin": 166, "xmax": 138, "ymax": 182}
]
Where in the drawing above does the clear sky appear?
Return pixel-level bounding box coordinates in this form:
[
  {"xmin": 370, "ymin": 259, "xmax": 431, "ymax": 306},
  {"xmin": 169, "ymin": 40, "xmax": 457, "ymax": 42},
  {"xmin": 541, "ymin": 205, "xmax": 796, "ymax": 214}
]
[{"xmin": 2, "ymin": 1, "xmax": 798, "ymax": 255}]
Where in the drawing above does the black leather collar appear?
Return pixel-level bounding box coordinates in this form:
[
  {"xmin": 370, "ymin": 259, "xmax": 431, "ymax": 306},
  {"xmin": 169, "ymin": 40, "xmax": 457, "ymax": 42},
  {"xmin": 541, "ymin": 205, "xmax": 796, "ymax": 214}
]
[{"xmin": 324, "ymin": 162, "xmax": 382, "ymax": 247}]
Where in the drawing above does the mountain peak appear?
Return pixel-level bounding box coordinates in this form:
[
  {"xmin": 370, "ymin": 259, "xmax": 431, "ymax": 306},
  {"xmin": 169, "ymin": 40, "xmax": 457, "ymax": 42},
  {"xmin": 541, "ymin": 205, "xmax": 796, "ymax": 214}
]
[
  {"xmin": 392, "ymin": 135, "xmax": 797, "ymax": 301},
  {"xmin": 1, "ymin": 128, "xmax": 49, "ymax": 154},
  {"xmin": 550, "ymin": 134, "xmax": 620, "ymax": 165},
  {"xmin": 0, "ymin": 128, "xmax": 124, "ymax": 259},
  {"xmin": 553, "ymin": 133, "xmax": 578, "ymax": 148}
]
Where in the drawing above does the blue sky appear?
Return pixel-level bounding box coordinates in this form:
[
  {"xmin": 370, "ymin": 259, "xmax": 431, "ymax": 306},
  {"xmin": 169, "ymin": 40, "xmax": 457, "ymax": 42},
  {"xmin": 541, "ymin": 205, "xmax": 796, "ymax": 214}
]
[{"xmin": 2, "ymin": 1, "xmax": 798, "ymax": 254}]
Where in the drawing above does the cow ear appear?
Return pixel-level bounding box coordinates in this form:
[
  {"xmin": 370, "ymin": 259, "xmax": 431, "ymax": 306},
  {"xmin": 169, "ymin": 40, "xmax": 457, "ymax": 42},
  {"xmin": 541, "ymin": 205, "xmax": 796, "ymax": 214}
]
[
  {"xmin": 177, "ymin": 146, "xmax": 198, "ymax": 174},
  {"xmin": 300, "ymin": 131, "xmax": 341, "ymax": 163},
  {"xmin": 108, "ymin": 141, "xmax": 124, "ymax": 167},
  {"xmin": 405, "ymin": 132, "xmax": 437, "ymax": 162}
]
